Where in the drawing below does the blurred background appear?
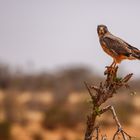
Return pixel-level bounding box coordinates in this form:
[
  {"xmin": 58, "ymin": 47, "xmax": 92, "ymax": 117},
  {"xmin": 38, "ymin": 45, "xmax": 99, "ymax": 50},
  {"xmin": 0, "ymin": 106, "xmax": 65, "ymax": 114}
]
[{"xmin": 0, "ymin": 0, "xmax": 140, "ymax": 140}]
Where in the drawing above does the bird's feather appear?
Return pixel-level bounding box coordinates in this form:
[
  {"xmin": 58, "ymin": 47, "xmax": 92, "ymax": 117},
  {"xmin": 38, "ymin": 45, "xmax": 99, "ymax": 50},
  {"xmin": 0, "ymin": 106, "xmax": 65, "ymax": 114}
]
[
  {"xmin": 102, "ymin": 34, "xmax": 132, "ymax": 57},
  {"xmin": 123, "ymin": 41, "xmax": 140, "ymax": 59}
]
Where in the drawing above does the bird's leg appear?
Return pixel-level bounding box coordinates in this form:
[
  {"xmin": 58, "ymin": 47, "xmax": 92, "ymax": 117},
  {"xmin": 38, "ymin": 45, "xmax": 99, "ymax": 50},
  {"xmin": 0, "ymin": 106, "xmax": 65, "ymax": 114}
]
[
  {"xmin": 104, "ymin": 60, "xmax": 116, "ymax": 75},
  {"xmin": 110, "ymin": 60, "xmax": 116, "ymax": 67}
]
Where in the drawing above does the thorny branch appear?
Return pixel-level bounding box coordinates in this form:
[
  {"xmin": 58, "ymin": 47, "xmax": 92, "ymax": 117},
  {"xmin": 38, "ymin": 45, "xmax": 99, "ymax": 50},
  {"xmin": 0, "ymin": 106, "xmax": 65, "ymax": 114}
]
[{"xmin": 84, "ymin": 66, "xmax": 133, "ymax": 140}]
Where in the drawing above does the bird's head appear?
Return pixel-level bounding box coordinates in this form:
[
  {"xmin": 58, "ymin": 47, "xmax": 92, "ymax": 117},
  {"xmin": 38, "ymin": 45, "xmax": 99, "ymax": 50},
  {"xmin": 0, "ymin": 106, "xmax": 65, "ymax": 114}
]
[{"xmin": 97, "ymin": 25, "xmax": 108, "ymax": 37}]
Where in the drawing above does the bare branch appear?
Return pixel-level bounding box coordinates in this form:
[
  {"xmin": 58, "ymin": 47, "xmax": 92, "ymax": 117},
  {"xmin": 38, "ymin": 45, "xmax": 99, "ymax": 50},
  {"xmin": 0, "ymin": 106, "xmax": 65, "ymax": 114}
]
[
  {"xmin": 84, "ymin": 66, "xmax": 133, "ymax": 140},
  {"xmin": 84, "ymin": 81, "xmax": 95, "ymax": 101}
]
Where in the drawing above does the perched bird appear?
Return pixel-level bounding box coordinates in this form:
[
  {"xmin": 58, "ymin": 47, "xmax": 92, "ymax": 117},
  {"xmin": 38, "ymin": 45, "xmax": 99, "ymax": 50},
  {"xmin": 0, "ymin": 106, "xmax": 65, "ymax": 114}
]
[{"xmin": 97, "ymin": 24, "xmax": 140, "ymax": 67}]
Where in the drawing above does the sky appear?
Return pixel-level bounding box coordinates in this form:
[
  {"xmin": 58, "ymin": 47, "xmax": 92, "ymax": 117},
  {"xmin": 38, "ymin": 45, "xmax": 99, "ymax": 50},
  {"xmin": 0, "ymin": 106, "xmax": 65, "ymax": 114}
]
[{"xmin": 0, "ymin": 0, "xmax": 140, "ymax": 77}]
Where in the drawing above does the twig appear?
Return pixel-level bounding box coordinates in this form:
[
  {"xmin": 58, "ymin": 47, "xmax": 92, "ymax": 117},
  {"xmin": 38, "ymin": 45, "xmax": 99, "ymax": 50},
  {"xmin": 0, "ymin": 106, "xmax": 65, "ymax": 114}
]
[
  {"xmin": 96, "ymin": 126, "xmax": 99, "ymax": 140},
  {"xmin": 84, "ymin": 81, "xmax": 95, "ymax": 101}
]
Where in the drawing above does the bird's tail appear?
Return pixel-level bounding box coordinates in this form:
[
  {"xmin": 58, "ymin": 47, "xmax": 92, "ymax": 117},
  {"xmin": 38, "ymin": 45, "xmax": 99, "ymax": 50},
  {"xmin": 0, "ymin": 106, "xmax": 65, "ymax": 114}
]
[{"xmin": 132, "ymin": 50, "xmax": 140, "ymax": 60}]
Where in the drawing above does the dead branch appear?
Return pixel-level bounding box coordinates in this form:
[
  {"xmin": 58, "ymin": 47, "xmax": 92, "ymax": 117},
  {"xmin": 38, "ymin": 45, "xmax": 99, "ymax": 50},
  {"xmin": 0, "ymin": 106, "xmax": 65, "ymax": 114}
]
[
  {"xmin": 84, "ymin": 66, "xmax": 133, "ymax": 140},
  {"xmin": 100, "ymin": 105, "xmax": 133, "ymax": 140}
]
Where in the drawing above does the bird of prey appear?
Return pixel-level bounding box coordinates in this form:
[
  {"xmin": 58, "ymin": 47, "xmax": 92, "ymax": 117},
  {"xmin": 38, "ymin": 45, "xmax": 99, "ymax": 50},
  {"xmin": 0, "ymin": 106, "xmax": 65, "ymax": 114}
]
[{"xmin": 97, "ymin": 25, "xmax": 140, "ymax": 67}]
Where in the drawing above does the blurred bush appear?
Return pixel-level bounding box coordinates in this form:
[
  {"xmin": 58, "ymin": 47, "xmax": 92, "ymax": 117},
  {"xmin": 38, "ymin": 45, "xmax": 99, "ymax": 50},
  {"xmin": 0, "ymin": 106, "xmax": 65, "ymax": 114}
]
[
  {"xmin": 0, "ymin": 121, "xmax": 11, "ymax": 140},
  {"xmin": 0, "ymin": 62, "xmax": 140, "ymax": 94},
  {"xmin": 115, "ymin": 101, "xmax": 135, "ymax": 124},
  {"xmin": 32, "ymin": 133, "xmax": 43, "ymax": 140},
  {"xmin": 42, "ymin": 101, "xmax": 89, "ymax": 129}
]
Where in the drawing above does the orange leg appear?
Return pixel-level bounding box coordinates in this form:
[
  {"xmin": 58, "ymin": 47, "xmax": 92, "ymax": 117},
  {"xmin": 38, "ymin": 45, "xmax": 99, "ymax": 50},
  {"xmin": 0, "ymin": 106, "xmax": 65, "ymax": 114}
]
[
  {"xmin": 112, "ymin": 60, "xmax": 117, "ymax": 68},
  {"xmin": 110, "ymin": 61, "xmax": 115, "ymax": 67},
  {"xmin": 106, "ymin": 60, "xmax": 116, "ymax": 68}
]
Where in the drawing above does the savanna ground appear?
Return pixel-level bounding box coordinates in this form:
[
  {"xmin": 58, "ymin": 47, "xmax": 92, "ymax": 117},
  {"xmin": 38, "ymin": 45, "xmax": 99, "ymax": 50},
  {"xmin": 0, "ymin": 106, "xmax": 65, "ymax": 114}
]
[{"xmin": 0, "ymin": 64, "xmax": 140, "ymax": 140}]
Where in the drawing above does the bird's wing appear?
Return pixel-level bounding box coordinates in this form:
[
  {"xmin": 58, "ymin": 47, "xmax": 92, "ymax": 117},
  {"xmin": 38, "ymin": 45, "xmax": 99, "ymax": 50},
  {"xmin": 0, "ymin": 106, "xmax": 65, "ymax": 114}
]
[
  {"xmin": 123, "ymin": 41, "xmax": 140, "ymax": 55},
  {"xmin": 103, "ymin": 34, "xmax": 132, "ymax": 56}
]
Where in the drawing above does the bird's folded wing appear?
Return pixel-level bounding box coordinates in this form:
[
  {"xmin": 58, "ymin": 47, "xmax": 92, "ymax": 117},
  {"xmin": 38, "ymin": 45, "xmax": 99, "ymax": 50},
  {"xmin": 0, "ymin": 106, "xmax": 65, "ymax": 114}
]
[
  {"xmin": 124, "ymin": 41, "xmax": 140, "ymax": 55},
  {"xmin": 103, "ymin": 35, "xmax": 132, "ymax": 56}
]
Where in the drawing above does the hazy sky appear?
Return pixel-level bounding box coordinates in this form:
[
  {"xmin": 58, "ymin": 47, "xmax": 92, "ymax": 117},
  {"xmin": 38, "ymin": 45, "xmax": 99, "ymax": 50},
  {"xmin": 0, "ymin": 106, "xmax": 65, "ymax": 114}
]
[{"xmin": 0, "ymin": 0, "xmax": 140, "ymax": 77}]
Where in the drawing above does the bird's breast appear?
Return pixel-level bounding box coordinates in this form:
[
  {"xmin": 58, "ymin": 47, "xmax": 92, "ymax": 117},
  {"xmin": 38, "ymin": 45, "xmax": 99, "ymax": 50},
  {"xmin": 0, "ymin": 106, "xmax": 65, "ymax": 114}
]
[{"xmin": 100, "ymin": 41, "xmax": 114, "ymax": 57}]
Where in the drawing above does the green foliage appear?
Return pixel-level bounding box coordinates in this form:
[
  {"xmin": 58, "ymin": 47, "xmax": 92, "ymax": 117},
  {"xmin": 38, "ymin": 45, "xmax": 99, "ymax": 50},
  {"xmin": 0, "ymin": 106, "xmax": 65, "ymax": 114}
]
[
  {"xmin": 94, "ymin": 107, "xmax": 101, "ymax": 116},
  {"xmin": 114, "ymin": 77, "xmax": 122, "ymax": 82}
]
